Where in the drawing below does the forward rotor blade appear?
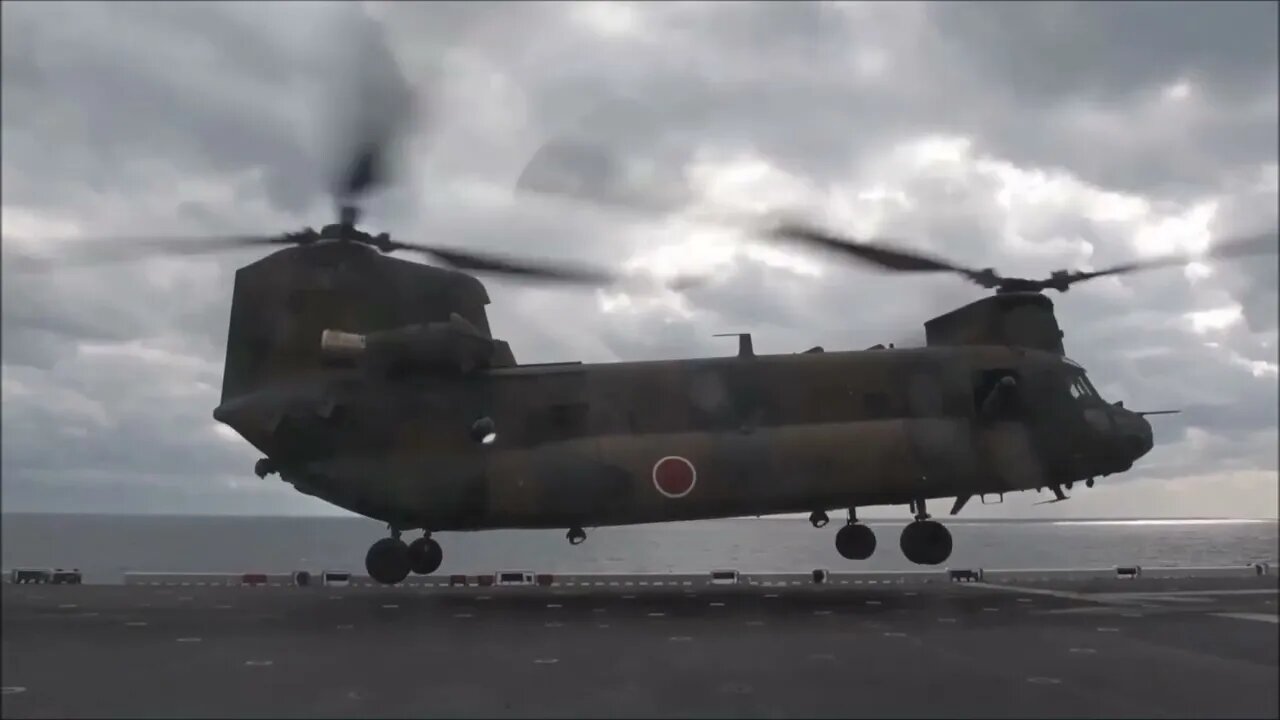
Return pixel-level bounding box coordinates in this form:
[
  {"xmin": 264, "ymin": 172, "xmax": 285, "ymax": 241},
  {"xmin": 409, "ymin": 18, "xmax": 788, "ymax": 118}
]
[
  {"xmin": 1053, "ymin": 231, "xmax": 1278, "ymax": 289},
  {"xmin": 383, "ymin": 239, "xmax": 619, "ymax": 285},
  {"xmin": 324, "ymin": 9, "xmax": 420, "ymax": 207},
  {"xmin": 6, "ymin": 234, "xmax": 290, "ymax": 271},
  {"xmin": 766, "ymin": 221, "xmax": 1002, "ymax": 288}
]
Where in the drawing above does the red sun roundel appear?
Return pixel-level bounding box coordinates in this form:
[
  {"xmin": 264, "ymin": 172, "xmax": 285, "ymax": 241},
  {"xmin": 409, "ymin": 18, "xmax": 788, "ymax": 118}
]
[{"xmin": 652, "ymin": 456, "xmax": 696, "ymax": 498}]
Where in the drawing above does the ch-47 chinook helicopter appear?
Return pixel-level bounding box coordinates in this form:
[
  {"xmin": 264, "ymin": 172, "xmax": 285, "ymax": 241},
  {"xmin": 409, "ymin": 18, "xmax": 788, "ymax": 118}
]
[
  {"xmin": 46, "ymin": 178, "xmax": 1275, "ymax": 585},
  {"xmin": 25, "ymin": 28, "xmax": 1275, "ymax": 585}
]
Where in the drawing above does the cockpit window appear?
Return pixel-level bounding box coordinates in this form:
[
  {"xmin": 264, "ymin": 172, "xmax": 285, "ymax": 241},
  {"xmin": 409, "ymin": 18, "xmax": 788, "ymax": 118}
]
[{"xmin": 1068, "ymin": 373, "xmax": 1100, "ymax": 401}]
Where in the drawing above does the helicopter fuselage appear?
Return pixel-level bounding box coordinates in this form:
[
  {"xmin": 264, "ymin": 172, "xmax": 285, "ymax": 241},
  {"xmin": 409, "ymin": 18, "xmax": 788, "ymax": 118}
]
[{"xmin": 214, "ymin": 342, "xmax": 1153, "ymax": 532}]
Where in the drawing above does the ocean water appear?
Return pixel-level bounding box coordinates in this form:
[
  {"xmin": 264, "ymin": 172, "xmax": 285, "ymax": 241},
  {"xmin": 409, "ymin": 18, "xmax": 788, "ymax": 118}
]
[{"xmin": 2, "ymin": 513, "xmax": 1276, "ymax": 584}]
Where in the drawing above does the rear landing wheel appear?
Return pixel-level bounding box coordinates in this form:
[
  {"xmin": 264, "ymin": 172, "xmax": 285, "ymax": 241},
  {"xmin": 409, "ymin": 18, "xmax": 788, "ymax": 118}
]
[
  {"xmin": 835, "ymin": 523, "xmax": 876, "ymax": 560},
  {"xmin": 899, "ymin": 520, "xmax": 952, "ymax": 566},
  {"xmin": 365, "ymin": 537, "xmax": 411, "ymax": 585},
  {"xmin": 408, "ymin": 537, "xmax": 443, "ymax": 575}
]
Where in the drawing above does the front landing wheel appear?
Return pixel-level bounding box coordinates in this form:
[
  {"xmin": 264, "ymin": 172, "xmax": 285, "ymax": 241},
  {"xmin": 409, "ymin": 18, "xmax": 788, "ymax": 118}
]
[
  {"xmin": 408, "ymin": 537, "xmax": 443, "ymax": 575},
  {"xmin": 366, "ymin": 537, "xmax": 411, "ymax": 585},
  {"xmin": 900, "ymin": 520, "xmax": 952, "ymax": 566}
]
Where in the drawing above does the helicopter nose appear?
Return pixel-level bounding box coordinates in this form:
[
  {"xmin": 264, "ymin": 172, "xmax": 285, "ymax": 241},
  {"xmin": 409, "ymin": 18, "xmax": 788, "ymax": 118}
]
[{"xmin": 1115, "ymin": 410, "xmax": 1154, "ymax": 461}]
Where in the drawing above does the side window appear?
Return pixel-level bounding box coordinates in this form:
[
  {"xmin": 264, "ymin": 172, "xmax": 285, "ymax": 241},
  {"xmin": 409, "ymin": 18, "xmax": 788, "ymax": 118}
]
[
  {"xmin": 809, "ymin": 385, "xmax": 851, "ymax": 423},
  {"xmin": 865, "ymin": 392, "xmax": 891, "ymax": 419},
  {"xmin": 907, "ymin": 372, "xmax": 945, "ymax": 418},
  {"xmin": 549, "ymin": 403, "xmax": 589, "ymax": 433},
  {"xmin": 525, "ymin": 402, "xmax": 590, "ymax": 444}
]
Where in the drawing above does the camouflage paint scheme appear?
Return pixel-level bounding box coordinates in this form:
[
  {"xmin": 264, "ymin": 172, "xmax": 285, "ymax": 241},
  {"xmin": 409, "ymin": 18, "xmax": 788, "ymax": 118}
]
[{"xmin": 213, "ymin": 243, "xmax": 1154, "ymax": 532}]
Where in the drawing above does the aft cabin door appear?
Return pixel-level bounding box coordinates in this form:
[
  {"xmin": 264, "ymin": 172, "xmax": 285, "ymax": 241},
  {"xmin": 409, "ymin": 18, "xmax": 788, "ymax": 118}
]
[{"xmin": 902, "ymin": 364, "xmax": 982, "ymax": 496}]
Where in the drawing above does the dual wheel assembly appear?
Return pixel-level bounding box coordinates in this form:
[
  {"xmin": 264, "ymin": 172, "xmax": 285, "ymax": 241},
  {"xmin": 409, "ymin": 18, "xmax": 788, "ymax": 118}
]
[
  {"xmin": 365, "ymin": 533, "xmax": 443, "ymax": 585},
  {"xmin": 819, "ymin": 509, "xmax": 953, "ymax": 566}
]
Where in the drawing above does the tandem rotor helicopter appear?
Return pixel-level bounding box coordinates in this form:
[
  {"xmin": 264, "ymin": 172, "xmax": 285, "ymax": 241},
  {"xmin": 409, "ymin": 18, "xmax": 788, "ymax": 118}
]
[{"xmin": 17, "ymin": 27, "xmax": 1277, "ymax": 586}]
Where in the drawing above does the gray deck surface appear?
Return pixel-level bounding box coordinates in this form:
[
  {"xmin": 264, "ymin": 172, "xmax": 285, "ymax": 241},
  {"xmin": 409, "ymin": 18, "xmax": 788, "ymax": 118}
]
[{"xmin": 3, "ymin": 575, "xmax": 1277, "ymax": 718}]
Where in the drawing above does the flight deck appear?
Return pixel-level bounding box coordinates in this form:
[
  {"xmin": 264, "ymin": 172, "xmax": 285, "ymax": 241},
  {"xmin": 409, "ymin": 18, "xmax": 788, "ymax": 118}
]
[{"xmin": 3, "ymin": 565, "xmax": 1277, "ymax": 719}]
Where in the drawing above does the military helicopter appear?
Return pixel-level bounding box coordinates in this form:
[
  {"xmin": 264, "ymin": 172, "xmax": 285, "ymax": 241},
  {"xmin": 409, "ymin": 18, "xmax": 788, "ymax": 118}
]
[
  {"xmin": 21, "ymin": 34, "xmax": 1276, "ymax": 586},
  {"xmin": 36, "ymin": 160, "xmax": 1274, "ymax": 585}
]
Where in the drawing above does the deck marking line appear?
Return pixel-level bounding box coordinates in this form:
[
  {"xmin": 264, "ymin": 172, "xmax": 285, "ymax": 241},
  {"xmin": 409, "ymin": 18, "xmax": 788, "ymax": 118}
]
[{"xmin": 1212, "ymin": 612, "xmax": 1279, "ymax": 624}]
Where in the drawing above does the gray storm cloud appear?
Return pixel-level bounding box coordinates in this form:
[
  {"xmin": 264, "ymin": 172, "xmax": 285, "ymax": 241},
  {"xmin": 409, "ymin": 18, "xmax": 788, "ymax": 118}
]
[{"xmin": 1, "ymin": 1, "xmax": 1275, "ymax": 518}]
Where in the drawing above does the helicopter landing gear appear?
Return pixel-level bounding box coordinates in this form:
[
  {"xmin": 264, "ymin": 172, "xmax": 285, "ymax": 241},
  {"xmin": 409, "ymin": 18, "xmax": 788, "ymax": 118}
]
[
  {"xmin": 834, "ymin": 509, "xmax": 876, "ymax": 560},
  {"xmin": 408, "ymin": 534, "xmax": 443, "ymax": 575},
  {"xmin": 365, "ymin": 532, "xmax": 411, "ymax": 585},
  {"xmin": 567, "ymin": 526, "xmax": 586, "ymax": 545},
  {"xmin": 1085, "ymin": 478, "xmax": 1095, "ymax": 488},
  {"xmin": 900, "ymin": 499, "xmax": 952, "ymax": 566},
  {"xmin": 809, "ymin": 511, "xmax": 830, "ymax": 528}
]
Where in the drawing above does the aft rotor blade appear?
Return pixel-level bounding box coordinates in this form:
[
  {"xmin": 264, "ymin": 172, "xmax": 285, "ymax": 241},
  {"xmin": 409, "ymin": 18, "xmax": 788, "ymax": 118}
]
[
  {"xmin": 6, "ymin": 234, "xmax": 291, "ymax": 271},
  {"xmin": 1054, "ymin": 231, "xmax": 1278, "ymax": 288},
  {"xmin": 383, "ymin": 239, "xmax": 619, "ymax": 285},
  {"xmin": 766, "ymin": 221, "xmax": 1002, "ymax": 288}
]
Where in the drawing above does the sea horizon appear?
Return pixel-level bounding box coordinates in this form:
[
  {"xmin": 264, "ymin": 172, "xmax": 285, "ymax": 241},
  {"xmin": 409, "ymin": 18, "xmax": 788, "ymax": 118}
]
[
  {"xmin": 4, "ymin": 512, "xmax": 1275, "ymax": 582},
  {"xmin": 3, "ymin": 510, "xmax": 1276, "ymax": 524}
]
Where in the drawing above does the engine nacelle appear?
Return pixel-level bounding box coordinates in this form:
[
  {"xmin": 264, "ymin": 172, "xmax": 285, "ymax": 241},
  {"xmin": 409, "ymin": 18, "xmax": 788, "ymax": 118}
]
[{"xmin": 321, "ymin": 313, "xmax": 497, "ymax": 374}]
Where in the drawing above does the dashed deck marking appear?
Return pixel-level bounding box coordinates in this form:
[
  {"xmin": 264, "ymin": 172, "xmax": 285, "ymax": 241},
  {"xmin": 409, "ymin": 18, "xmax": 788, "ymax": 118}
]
[
  {"xmin": 176, "ymin": 637, "xmax": 202, "ymax": 643},
  {"xmin": 1212, "ymin": 612, "xmax": 1279, "ymax": 624},
  {"xmin": 1111, "ymin": 589, "xmax": 1279, "ymax": 598},
  {"xmin": 244, "ymin": 660, "xmax": 274, "ymax": 667},
  {"xmin": 964, "ymin": 582, "xmax": 1113, "ymax": 604}
]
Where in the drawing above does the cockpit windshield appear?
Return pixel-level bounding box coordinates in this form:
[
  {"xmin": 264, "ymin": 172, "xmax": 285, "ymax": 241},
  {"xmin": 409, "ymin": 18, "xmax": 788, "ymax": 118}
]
[{"xmin": 1067, "ymin": 371, "xmax": 1102, "ymax": 402}]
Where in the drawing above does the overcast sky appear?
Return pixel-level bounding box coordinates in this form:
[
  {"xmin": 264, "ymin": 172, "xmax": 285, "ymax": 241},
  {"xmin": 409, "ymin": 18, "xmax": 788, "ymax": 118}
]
[{"xmin": 2, "ymin": 1, "xmax": 1276, "ymax": 520}]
